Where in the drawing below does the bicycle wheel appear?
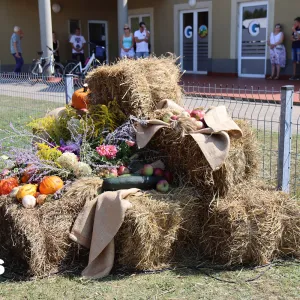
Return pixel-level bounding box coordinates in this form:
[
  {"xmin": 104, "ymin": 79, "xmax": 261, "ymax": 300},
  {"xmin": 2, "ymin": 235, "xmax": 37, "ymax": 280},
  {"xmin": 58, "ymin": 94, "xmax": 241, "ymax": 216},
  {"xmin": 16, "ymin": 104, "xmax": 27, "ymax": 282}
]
[
  {"xmin": 87, "ymin": 59, "xmax": 101, "ymax": 74},
  {"xmin": 28, "ymin": 61, "xmax": 40, "ymax": 84},
  {"xmin": 43, "ymin": 63, "xmax": 64, "ymax": 86},
  {"xmin": 64, "ymin": 62, "xmax": 80, "ymax": 76}
]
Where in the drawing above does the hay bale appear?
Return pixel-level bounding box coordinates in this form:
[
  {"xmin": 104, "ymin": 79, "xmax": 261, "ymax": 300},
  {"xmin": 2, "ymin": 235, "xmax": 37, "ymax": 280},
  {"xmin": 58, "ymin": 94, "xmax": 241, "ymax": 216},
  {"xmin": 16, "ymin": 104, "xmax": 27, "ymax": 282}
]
[
  {"xmin": 86, "ymin": 56, "xmax": 182, "ymax": 118},
  {"xmin": 115, "ymin": 188, "xmax": 201, "ymax": 270},
  {"xmin": 146, "ymin": 119, "xmax": 259, "ymax": 197},
  {"xmin": 0, "ymin": 177, "xmax": 103, "ymax": 276},
  {"xmin": 198, "ymin": 181, "xmax": 300, "ymax": 266},
  {"xmin": 279, "ymin": 198, "xmax": 300, "ymax": 258}
]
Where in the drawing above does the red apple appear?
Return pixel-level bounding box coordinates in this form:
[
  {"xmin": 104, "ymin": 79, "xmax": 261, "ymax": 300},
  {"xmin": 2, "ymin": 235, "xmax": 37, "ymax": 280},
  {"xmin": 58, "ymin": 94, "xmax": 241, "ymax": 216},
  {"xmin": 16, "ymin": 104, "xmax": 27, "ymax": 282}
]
[
  {"xmin": 118, "ymin": 165, "xmax": 130, "ymax": 176},
  {"xmin": 163, "ymin": 171, "xmax": 173, "ymax": 183},
  {"xmin": 191, "ymin": 110, "xmax": 205, "ymax": 121},
  {"xmin": 153, "ymin": 168, "xmax": 164, "ymax": 177},
  {"xmin": 156, "ymin": 180, "xmax": 170, "ymax": 193},
  {"xmin": 107, "ymin": 168, "xmax": 118, "ymax": 178},
  {"xmin": 126, "ymin": 140, "xmax": 135, "ymax": 147},
  {"xmin": 143, "ymin": 164, "xmax": 154, "ymax": 176}
]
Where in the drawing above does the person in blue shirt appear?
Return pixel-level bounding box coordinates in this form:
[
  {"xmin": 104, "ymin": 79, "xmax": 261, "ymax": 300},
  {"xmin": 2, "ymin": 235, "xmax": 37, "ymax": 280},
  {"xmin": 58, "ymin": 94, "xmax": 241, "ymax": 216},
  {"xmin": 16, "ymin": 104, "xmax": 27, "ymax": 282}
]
[
  {"xmin": 120, "ymin": 24, "xmax": 135, "ymax": 59},
  {"xmin": 10, "ymin": 26, "xmax": 24, "ymax": 73}
]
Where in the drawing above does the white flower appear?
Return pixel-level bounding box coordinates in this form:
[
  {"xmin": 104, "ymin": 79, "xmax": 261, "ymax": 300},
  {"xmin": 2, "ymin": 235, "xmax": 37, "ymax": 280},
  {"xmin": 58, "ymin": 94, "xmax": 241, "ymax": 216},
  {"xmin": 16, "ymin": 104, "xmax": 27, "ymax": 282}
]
[
  {"xmin": 57, "ymin": 152, "xmax": 78, "ymax": 171},
  {"xmin": 74, "ymin": 162, "xmax": 92, "ymax": 178}
]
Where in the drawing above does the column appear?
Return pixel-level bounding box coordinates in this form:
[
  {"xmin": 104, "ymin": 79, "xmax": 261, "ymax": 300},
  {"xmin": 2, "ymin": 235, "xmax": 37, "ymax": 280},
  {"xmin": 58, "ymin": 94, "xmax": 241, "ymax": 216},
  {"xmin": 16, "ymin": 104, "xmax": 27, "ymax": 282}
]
[
  {"xmin": 38, "ymin": 0, "xmax": 53, "ymax": 75},
  {"xmin": 118, "ymin": 0, "xmax": 128, "ymax": 54}
]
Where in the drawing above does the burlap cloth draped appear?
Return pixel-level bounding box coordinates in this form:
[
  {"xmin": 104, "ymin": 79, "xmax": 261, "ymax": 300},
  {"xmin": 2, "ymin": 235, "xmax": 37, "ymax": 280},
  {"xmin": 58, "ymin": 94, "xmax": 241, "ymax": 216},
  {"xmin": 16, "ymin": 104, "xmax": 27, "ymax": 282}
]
[
  {"xmin": 136, "ymin": 100, "xmax": 242, "ymax": 171},
  {"xmin": 70, "ymin": 189, "xmax": 141, "ymax": 279}
]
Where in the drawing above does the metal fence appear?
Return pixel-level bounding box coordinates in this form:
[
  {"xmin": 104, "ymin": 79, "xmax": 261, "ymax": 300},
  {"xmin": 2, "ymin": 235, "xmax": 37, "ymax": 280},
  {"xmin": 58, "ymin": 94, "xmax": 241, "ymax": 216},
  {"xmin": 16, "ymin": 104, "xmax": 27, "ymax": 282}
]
[{"xmin": 0, "ymin": 72, "xmax": 298, "ymax": 194}]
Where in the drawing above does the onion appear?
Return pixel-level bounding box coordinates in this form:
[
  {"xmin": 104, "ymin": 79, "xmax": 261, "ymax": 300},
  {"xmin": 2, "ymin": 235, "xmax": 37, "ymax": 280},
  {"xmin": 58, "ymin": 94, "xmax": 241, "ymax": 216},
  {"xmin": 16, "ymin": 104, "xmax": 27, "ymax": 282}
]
[
  {"xmin": 179, "ymin": 111, "xmax": 190, "ymax": 118},
  {"xmin": 22, "ymin": 195, "xmax": 37, "ymax": 209},
  {"xmin": 194, "ymin": 121, "xmax": 204, "ymax": 130}
]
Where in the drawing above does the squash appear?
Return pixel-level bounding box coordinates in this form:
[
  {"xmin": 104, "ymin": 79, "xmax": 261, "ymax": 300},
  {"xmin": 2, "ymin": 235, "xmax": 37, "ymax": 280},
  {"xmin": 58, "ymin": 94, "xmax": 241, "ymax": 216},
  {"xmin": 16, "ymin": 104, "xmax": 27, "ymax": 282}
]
[
  {"xmin": 39, "ymin": 176, "xmax": 64, "ymax": 195},
  {"xmin": 16, "ymin": 184, "xmax": 38, "ymax": 202},
  {"xmin": 71, "ymin": 84, "xmax": 89, "ymax": 110},
  {"xmin": 0, "ymin": 177, "xmax": 19, "ymax": 195},
  {"xmin": 36, "ymin": 194, "xmax": 48, "ymax": 205}
]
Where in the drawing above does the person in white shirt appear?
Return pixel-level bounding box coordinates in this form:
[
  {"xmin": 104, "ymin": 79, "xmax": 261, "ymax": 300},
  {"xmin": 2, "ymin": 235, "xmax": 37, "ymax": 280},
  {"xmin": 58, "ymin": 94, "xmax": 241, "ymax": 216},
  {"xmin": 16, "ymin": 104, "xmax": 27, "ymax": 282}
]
[
  {"xmin": 134, "ymin": 22, "xmax": 150, "ymax": 58},
  {"xmin": 69, "ymin": 28, "xmax": 86, "ymax": 66}
]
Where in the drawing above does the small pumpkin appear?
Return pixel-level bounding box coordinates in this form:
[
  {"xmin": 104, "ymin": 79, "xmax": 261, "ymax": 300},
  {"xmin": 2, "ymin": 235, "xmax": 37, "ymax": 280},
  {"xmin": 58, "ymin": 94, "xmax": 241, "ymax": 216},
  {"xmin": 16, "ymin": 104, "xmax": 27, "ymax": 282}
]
[
  {"xmin": 16, "ymin": 184, "xmax": 38, "ymax": 202},
  {"xmin": 71, "ymin": 84, "xmax": 89, "ymax": 110},
  {"xmin": 0, "ymin": 177, "xmax": 19, "ymax": 195},
  {"xmin": 39, "ymin": 176, "xmax": 64, "ymax": 195},
  {"xmin": 36, "ymin": 194, "xmax": 48, "ymax": 205}
]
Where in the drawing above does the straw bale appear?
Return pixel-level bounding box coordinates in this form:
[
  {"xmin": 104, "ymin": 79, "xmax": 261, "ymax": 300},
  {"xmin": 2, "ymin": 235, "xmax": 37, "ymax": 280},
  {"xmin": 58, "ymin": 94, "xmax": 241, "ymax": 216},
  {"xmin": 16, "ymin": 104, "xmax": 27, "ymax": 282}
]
[
  {"xmin": 279, "ymin": 198, "xmax": 300, "ymax": 258},
  {"xmin": 198, "ymin": 181, "xmax": 300, "ymax": 266},
  {"xmin": 115, "ymin": 188, "xmax": 202, "ymax": 270},
  {"xmin": 85, "ymin": 55, "xmax": 182, "ymax": 118},
  {"xmin": 146, "ymin": 119, "xmax": 259, "ymax": 197},
  {"xmin": 0, "ymin": 177, "xmax": 103, "ymax": 276}
]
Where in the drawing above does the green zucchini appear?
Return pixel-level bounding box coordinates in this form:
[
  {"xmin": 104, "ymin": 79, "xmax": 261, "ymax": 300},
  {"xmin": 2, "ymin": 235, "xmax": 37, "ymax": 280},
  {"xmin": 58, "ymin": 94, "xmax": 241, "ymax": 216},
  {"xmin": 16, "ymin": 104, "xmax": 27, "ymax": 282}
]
[{"xmin": 102, "ymin": 175, "xmax": 163, "ymax": 191}]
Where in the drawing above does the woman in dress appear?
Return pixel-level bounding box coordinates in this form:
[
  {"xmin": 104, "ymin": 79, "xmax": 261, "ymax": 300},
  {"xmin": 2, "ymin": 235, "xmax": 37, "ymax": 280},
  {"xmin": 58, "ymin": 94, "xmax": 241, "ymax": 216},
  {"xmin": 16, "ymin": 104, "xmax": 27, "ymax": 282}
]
[
  {"xmin": 52, "ymin": 32, "xmax": 60, "ymax": 62},
  {"xmin": 120, "ymin": 24, "xmax": 135, "ymax": 59},
  {"xmin": 267, "ymin": 24, "xmax": 286, "ymax": 80}
]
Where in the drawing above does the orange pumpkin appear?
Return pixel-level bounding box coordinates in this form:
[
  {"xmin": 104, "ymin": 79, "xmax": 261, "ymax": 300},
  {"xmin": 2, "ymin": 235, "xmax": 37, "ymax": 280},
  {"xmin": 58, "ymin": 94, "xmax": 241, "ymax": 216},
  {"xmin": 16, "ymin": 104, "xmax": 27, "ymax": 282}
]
[
  {"xmin": 71, "ymin": 84, "xmax": 89, "ymax": 110},
  {"xmin": 39, "ymin": 176, "xmax": 64, "ymax": 195},
  {"xmin": 0, "ymin": 177, "xmax": 19, "ymax": 195}
]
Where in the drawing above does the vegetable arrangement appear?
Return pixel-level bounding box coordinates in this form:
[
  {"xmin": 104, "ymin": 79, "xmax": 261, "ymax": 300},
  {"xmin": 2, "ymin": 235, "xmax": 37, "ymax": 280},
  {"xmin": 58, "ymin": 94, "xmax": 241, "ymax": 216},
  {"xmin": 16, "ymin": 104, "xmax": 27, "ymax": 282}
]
[{"xmin": 0, "ymin": 88, "xmax": 182, "ymax": 209}]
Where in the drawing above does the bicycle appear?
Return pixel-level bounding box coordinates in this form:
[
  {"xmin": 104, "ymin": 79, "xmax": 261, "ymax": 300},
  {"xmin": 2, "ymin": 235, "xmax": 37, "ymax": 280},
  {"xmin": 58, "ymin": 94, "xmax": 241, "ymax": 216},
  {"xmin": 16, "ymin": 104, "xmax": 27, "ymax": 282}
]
[
  {"xmin": 28, "ymin": 46, "xmax": 64, "ymax": 83},
  {"xmin": 64, "ymin": 42, "xmax": 103, "ymax": 83}
]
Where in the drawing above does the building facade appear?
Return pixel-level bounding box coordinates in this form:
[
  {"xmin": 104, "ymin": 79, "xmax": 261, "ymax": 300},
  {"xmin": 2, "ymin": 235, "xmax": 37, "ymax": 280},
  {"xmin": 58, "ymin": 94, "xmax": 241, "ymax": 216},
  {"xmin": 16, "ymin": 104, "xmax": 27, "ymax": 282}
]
[{"xmin": 1, "ymin": 0, "xmax": 299, "ymax": 77}]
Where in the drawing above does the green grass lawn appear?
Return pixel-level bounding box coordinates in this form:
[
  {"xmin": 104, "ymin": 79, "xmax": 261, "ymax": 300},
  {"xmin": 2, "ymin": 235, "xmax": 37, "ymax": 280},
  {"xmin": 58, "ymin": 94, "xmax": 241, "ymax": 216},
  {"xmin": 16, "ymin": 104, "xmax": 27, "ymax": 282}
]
[
  {"xmin": 1, "ymin": 262, "xmax": 300, "ymax": 299},
  {"xmin": 0, "ymin": 95, "xmax": 61, "ymax": 132},
  {"xmin": 1, "ymin": 95, "xmax": 299, "ymax": 299}
]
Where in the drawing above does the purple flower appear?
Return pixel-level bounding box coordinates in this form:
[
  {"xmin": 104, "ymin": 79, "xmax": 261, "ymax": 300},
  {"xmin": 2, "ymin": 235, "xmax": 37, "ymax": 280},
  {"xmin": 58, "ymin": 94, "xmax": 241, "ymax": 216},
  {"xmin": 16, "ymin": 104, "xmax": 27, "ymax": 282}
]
[{"xmin": 58, "ymin": 139, "xmax": 81, "ymax": 156}]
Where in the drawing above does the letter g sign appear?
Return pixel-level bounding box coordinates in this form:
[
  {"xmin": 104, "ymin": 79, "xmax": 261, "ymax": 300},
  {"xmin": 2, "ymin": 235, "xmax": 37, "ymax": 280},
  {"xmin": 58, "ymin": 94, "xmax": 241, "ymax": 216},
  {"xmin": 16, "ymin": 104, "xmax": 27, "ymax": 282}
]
[
  {"xmin": 0, "ymin": 259, "xmax": 5, "ymax": 275},
  {"xmin": 184, "ymin": 26, "xmax": 193, "ymax": 38}
]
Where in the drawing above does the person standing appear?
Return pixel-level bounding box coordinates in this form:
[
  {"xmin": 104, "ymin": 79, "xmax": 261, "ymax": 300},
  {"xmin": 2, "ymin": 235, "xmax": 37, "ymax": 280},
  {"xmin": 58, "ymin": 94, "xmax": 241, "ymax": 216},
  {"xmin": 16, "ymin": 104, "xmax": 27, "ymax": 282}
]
[
  {"xmin": 120, "ymin": 24, "xmax": 135, "ymax": 59},
  {"xmin": 69, "ymin": 28, "xmax": 86, "ymax": 66},
  {"xmin": 134, "ymin": 22, "xmax": 150, "ymax": 58},
  {"xmin": 290, "ymin": 17, "xmax": 300, "ymax": 80},
  {"xmin": 52, "ymin": 32, "xmax": 60, "ymax": 62},
  {"xmin": 10, "ymin": 26, "xmax": 24, "ymax": 73},
  {"xmin": 267, "ymin": 24, "xmax": 286, "ymax": 80}
]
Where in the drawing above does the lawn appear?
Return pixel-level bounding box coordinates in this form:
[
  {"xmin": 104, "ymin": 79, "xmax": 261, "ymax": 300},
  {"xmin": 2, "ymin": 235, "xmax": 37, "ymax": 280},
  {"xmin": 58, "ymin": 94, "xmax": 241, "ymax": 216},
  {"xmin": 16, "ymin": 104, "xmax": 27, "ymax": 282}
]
[
  {"xmin": 0, "ymin": 95, "xmax": 299, "ymax": 299},
  {"xmin": 0, "ymin": 262, "xmax": 300, "ymax": 299},
  {"xmin": 0, "ymin": 95, "xmax": 61, "ymax": 132}
]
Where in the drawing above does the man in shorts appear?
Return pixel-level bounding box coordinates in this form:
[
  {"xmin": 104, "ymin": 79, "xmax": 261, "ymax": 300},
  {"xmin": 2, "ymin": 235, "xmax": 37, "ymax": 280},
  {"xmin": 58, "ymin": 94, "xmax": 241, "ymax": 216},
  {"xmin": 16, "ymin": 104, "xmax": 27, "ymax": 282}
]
[
  {"xmin": 69, "ymin": 28, "xmax": 86, "ymax": 66},
  {"xmin": 290, "ymin": 17, "xmax": 300, "ymax": 80}
]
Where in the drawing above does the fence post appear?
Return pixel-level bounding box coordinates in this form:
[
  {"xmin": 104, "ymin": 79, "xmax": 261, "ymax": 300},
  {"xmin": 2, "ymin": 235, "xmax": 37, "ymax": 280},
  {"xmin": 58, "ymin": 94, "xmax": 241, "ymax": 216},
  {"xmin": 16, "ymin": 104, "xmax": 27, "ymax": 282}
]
[
  {"xmin": 277, "ymin": 85, "xmax": 294, "ymax": 193},
  {"xmin": 65, "ymin": 74, "xmax": 74, "ymax": 105}
]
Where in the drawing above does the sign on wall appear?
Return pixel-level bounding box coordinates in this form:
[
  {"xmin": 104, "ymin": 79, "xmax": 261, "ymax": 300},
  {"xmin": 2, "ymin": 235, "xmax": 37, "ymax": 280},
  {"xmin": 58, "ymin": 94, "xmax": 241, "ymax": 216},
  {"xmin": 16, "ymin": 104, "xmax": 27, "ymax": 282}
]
[{"xmin": 184, "ymin": 26, "xmax": 193, "ymax": 38}]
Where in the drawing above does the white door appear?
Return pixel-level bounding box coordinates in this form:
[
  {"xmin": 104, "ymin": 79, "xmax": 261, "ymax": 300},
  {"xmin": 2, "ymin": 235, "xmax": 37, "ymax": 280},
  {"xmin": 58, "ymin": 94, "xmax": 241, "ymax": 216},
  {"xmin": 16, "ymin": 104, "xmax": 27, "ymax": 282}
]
[
  {"xmin": 238, "ymin": 2, "xmax": 268, "ymax": 78},
  {"xmin": 88, "ymin": 21, "xmax": 109, "ymax": 63},
  {"xmin": 180, "ymin": 10, "xmax": 209, "ymax": 74}
]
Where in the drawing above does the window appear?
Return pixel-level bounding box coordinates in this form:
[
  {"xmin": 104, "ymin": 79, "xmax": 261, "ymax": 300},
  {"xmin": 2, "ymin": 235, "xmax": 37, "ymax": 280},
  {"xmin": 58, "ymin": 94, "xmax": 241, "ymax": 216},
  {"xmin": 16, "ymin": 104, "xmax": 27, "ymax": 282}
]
[{"xmin": 68, "ymin": 19, "xmax": 81, "ymax": 35}]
